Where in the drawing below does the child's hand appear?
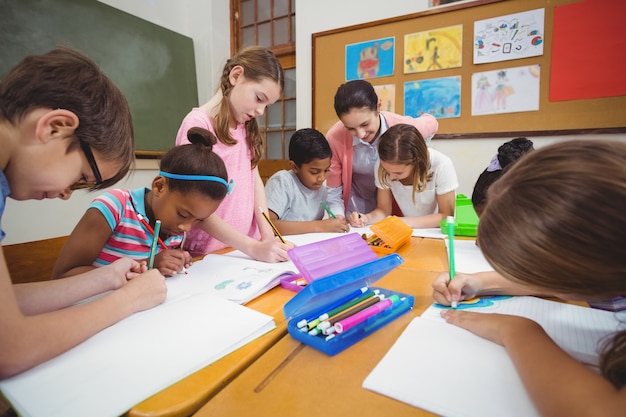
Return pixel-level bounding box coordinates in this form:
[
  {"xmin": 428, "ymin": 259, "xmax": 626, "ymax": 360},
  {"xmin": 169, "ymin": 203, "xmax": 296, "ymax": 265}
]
[
  {"xmin": 250, "ymin": 238, "xmax": 295, "ymax": 263},
  {"xmin": 431, "ymin": 271, "xmax": 482, "ymax": 306},
  {"xmin": 153, "ymin": 249, "xmax": 191, "ymax": 277},
  {"xmin": 440, "ymin": 310, "xmax": 543, "ymax": 347},
  {"xmin": 104, "ymin": 258, "xmax": 147, "ymax": 289},
  {"xmin": 348, "ymin": 211, "xmax": 366, "ymax": 227},
  {"xmin": 322, "ymin": 217, "xmax": 350, "ymax": 233},
  {"xmin": 122, "ymin": 269, "xmax": 167, "ymax": 313}
]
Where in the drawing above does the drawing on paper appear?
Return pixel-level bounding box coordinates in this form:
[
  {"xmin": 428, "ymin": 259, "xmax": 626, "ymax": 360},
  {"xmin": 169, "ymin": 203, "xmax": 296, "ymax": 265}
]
[
  {"xmin": 373, "ymin": 84, "xmax": 396, "ymax": 113},
  {"xmin": 404, "ymin": 76, "xmax": 461, "ymax": 119},
  {"xmin": 433, "ymin": 295, "xmax": 513, "ymax": 310},
  {"xmin": 404, "ymin": 25, "xmax": 462, "ymax": 74},
  {"xmin": 345, "ymin": 37, "xmax": 395, "ymax": 81},
  {"xmin": 474, "ymin": 8, "xmax": 545, "ymax": 64},
  {"xmin": 471, "ymin": 65, "xmax": 540, "ymax": 116}
]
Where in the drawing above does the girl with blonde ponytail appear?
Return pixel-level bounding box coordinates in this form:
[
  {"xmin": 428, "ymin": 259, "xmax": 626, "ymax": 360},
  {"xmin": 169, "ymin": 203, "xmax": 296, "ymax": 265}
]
[{"xmin": 175, "ymin": 46, "xmax": 294, "ymax": 262}]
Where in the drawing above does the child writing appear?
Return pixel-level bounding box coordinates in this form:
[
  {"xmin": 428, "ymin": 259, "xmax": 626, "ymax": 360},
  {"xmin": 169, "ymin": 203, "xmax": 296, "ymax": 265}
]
[
  {"xmin": 348, "ymin": 124, "xmax": 457, "ymax": 228},
  {"xmin": 175, "ymin": 46, "xmax": 294, "ymax": 262},
  {"xmin": 52, "ymin": 128, "xmax": 231, "ymax": 278},
  {"xmin": 265, "ymin": 128, "xmax": 350, "ymax": 235},
  {"xmin": 0, "ymin": 47, "xmax": 166, "ymax": 377},
  {"xmin": 434, "ymin": 140, "xmax": 626, "ymax": 416},
  {"xmin": 471, "ymin": 137, "xmax": 534, "ymax": 216},
  {"xmin": 325, "ymin": 80, "xmax": 439, "ymax": 217}
]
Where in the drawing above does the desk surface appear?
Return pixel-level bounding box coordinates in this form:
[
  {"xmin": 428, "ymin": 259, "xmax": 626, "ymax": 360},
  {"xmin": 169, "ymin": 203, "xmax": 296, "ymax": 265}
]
[
  {"xmin": 194, "ymin": 268, "xmax": 441, "ymax": 417},
  {"xmin": 126, "ymin": 236, "xmax": 451, "ymax": 417}
]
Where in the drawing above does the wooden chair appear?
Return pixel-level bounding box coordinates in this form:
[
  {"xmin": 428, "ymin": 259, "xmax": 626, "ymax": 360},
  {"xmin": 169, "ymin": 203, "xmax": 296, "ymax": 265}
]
[{"xmin": 258, "ymin": 159, "xmax": 291, "ymax": 184}]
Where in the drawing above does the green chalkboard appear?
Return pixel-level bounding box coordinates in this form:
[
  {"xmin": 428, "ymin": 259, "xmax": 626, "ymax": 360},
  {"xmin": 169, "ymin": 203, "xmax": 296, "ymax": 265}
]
[{"xmin": 0, "ymin": 0, "xmax": 198, "ymax": 154}]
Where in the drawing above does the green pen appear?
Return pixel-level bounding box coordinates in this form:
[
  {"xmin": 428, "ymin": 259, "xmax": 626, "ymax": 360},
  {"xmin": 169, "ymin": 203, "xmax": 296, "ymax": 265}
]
[
  {"xmin": 446, "ymin": 216, "xmax": 457, "ymax": 308},
  {"xmin": 320, "ymin": 201, "xmax": 336, "ymax": 219},
  {"xmin": 148, "ymin": 220, "xmax": 161, "ymax": 270}
]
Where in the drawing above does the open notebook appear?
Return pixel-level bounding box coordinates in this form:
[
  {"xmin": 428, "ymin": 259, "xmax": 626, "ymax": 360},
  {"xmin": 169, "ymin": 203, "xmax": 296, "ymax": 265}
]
[
  {"xmin": 0, "ymin": 280, "xmax": 276, "ymax": 417},
  {"xmin": 363, "ymin": 296, "xmax": 626, "ymax": 417},
  {"xmin": 173, "ymin": 253, "xmax": 297, "ymax": 304}
]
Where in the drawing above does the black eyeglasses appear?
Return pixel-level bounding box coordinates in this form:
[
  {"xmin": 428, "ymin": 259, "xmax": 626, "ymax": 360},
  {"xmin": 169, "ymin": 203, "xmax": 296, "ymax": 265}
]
[{"xmin": 70, "ymin": 140, "xmax": 103, "ymax": 190}]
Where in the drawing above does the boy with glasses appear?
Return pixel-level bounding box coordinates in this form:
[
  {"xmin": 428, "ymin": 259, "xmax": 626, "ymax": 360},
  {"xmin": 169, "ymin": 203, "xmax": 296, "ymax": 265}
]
[{"xmin": 0, "ymin": 47, "xmax": 166, "ymax": 378}]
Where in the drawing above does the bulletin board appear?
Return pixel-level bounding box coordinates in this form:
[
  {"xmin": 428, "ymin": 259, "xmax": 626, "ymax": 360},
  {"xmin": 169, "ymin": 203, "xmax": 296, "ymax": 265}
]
[
  {"xmin": 0, "ymin": 0, "xmax": 198, "ymax": 155},
  {"xmin": 312, "ymin": 0, "xmax": 626, "ymax": 138}
]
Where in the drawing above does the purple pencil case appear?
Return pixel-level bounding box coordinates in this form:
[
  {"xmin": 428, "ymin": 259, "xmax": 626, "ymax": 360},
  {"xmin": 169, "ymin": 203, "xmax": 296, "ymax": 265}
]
[{"xmin": 280, "ymin": 233, "xmax": 377, "ymax": 292}]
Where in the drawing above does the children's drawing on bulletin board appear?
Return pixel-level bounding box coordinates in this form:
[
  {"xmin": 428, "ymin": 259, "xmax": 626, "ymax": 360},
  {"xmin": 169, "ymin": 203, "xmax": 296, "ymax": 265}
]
[
  {"xmin": 472, "ymin": 65, "xmax": 540, "ymax": 116},
  {"xmin": 404, "ymin": 76, "xmax": 460, "ymax": 119},
  {"xmin": 345, "ymin": 37, "xmax": 395, "ymax": 81},
  {"xmin": 404, "ymin": 25, "xmax": 462, "ymax": 74},
  {"xmin": 474, "ymin": 8, "xmax": 545, "ymax": 64},
  {"xmin": 373, "ymin": 84, "xmax": 396, "ymax": 113}
]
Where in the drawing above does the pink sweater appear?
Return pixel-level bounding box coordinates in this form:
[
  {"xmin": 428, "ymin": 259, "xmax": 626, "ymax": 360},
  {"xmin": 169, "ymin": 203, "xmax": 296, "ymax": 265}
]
[
  {"xmin": 175, "ymin": 108, "xmax": 259, "ymax": 256},
  {"xmin": 326, "ymin": 111, "xmax": 439, "ymax": 208}
]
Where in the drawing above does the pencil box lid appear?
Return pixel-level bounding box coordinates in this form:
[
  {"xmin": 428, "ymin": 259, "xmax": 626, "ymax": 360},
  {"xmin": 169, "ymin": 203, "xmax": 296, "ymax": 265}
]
[
  {"xmin": 369, "ymin": 216, "xmax": 412, "ymax": 254},
  {"xmin": 440, "ymin": 194, "xmax": 479, "ymax": 237},
  {"xmin": 287, "ymin": 232, "xmax": 377, "ymax": 283},
  {"xmin": 283, "ymin": 253, "xmax": 404, "ymax": 320}
]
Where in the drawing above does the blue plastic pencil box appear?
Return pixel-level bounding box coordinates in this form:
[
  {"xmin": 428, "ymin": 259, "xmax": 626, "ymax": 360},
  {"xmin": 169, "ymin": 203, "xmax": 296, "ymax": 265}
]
[{"xmin": 283, "ymin": 251, "xmax": 414, "ymax": 356}]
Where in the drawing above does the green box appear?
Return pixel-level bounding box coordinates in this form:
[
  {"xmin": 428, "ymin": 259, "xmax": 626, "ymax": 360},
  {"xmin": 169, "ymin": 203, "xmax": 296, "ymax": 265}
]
[{"xmin": 440, "ymin": 194, "xmax": 479, "ymax": 237}]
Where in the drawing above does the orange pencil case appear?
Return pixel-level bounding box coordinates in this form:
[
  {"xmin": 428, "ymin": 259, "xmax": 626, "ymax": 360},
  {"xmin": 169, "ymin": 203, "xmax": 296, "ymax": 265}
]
[{"xmin": 366, "ymin": 216, "xmax": 412, "ymax": 254}]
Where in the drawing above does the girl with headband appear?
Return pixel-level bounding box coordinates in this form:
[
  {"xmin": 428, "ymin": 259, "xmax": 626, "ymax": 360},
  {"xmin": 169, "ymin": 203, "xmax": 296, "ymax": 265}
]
[{"xmin": 53, "ymin": 128, "xmax": 232, "ymax": 277}]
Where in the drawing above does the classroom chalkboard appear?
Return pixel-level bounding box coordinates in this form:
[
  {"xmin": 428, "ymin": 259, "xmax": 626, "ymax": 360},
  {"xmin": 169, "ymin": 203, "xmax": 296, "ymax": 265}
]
[
  {"xmin": 0, "ymin": 0, "xmax": 198, "ymax": 155},
  {"xmin": 312, "ymin": 0, "xmax": 626, "ymax": 139}
]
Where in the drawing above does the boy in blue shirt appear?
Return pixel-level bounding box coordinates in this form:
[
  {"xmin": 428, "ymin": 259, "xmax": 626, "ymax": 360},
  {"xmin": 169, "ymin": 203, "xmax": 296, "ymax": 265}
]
[{"xmin": 266, "ymin": 128, "xmax": 349, "ymax": 235}]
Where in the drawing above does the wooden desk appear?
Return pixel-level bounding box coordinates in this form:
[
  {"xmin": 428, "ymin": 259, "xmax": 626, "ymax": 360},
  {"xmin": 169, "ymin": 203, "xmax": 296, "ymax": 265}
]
[
  {"xmin": 127, "ymin": 236, "xmax": 451, "ymax": 417},
  {"xmin": 193, "ymin": 268, "xmax": 441, "ymax": 417},
  {"xmin": 396, "ymin": 236, "xmax": 448, "ymax": 272},
  {"xmin": 126, "ymin": 276, "xmax": 296, "ymax": 417}
]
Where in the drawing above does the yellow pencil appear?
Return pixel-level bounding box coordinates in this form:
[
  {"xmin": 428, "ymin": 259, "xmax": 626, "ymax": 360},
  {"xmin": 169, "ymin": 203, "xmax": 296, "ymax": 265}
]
[{"xmin": 259, "ymin": 207, "xmax": 286, "ymax": 243}]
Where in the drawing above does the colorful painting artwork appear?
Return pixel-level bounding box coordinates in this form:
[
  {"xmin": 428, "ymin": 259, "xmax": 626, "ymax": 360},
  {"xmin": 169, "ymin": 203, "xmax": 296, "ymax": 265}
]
[
  {"xmin": 404, "ymin": 76, "xmax": 461, "ymax": 119},
  {"xmin": 433, "ymin": 295, "xmax": 513, "ymax": 310},
  {"xmin": 474, "ymin": 8, "xmax": 545, "ymax": 64},
  {"xmin": 345, "ymin": 37, "xmax": 395, "ymax": 81},
  {"xmin": 404, "ymin": 25, "xmax": 462, "ymax": 74},
  {"xmin": 471, "ymin": 65, "xmax": 540, "ymax": 116},
  {"xmin": 373, "ymin": 84, "xmax": 396, "ymax": 113}
]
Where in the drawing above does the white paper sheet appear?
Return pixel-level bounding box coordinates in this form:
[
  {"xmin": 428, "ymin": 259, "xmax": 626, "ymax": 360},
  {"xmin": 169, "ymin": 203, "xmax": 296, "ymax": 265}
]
[
  {"xmin": 0, "ymin": 289, "xmax": 275, "ymax": 417},
  {"xmin": 363, "ymin": 296, "xmax": 626, "ymax": 417},
  {"xmin": 445, "ymin": 238, "xmax": 494, "ymax": 273},
  {"xmin": 411, "ymin": 227, "xmax": 446, "ymax": 239}
]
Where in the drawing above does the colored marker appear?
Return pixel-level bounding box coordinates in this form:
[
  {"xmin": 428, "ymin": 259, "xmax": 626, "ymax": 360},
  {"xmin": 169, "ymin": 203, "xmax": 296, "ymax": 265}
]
[
  {"xmin": 446, "ymin": 216, "xmax": 457, "ymax": 309},
  {"xmin": 325, "ymin": 294, "xmax": 385, "ymax": 326},
  {"xmin": 295, "ymin": 286, "xmax": 368, "ymax": 329},
  {"xmin": 147, "ymin": 220, "xmax": 161, "ymax": 270},
  {"xmin": 320, "ymin": 201, "xmax": 336, "ymax": 219},
  {"xmin": 259, "ymin": 207, "xmax": 286, "ymax": 243},
  {"xmin": 334, "ymin": 295, "xmax": 399, "ymax": 333},
  {"xmin": 318, "ymin": 289, "xmax": 379, "ymax": 321}
]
